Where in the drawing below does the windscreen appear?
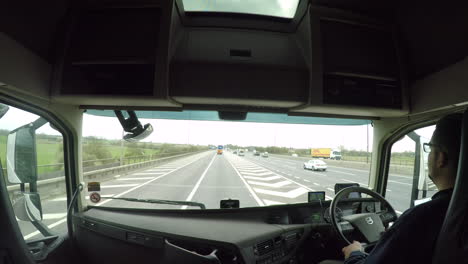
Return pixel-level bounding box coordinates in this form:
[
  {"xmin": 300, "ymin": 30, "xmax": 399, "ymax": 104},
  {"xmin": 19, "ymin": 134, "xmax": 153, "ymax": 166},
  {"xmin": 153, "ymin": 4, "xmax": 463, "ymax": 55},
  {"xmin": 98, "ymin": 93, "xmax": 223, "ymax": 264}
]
[{"xmin": 82, "ymin": 111, "xmax": 373, "ymax": 209}]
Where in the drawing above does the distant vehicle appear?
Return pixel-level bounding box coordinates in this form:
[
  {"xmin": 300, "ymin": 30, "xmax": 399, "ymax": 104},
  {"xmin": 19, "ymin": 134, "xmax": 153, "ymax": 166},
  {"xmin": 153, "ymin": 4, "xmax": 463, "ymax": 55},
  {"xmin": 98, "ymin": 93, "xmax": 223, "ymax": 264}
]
[
  {"xmin": 238, "ymin": 150, "xmax": 245, "ymax": 156},
  {"xmin": 291, "ymin": 153, "xmax": 298, "ymax": 157},
  {"xmin": 310, "ymin": 148, "xmax": 342, "ymax": 160},
  {"xmin": 262, "ymin": 152, "xmax": 269, "ymax": 158},
  {"xmin": 233, "ymin": 150, "xmax": 237, "ymax": 154},
  {"xmin": 254, "ymin": 151, "xmax": 260, "ymax": 156},
  {"xmin": 217, "ymin": 145, "xmax": 223, "ymax": 155},
  {"xmin": 303, "ymin": 159, "xmax": 327, "ymax": 171}
]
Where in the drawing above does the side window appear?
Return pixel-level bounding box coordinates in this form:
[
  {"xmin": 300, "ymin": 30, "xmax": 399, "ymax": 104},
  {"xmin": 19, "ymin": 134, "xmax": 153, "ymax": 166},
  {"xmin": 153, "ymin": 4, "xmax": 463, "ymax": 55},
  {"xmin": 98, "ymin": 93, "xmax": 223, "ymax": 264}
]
[
  {"xmin": 0, "ymin": 103, "xmax": 66, "ymax": 241},
  {"xmin": 386, "ymin": 125, "xmax": 436, "ymax": 214}
]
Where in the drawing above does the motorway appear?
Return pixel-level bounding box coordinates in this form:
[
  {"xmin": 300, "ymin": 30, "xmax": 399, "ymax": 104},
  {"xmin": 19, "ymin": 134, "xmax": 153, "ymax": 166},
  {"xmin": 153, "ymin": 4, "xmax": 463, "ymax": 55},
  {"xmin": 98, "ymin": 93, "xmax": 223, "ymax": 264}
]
[{"xmin": 18, "ymin": 151, "xmax": 438, "ymax": 240}]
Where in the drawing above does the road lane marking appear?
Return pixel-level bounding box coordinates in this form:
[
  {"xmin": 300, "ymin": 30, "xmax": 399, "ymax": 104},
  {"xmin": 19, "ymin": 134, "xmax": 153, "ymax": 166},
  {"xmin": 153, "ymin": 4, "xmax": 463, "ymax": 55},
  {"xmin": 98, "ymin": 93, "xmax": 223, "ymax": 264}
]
[
  {"xmin": 43, "ymin": 213, "xmax": 67, "ymax": 220},
  {"xmin": 24, "ymin": 218, "xmax": 67, "ymax": 240},
  {"xmin": 101, "ymin": 184, "xmax": 139, "ymax": 188},
  {"xmin": 243, "ymin": 175, "xmax": 282, "ymax": 181},
  {"xmin": 226, "ymin": 157, "xmax": 265, "ymax": 206},
  {"xmin": 182, "ymin": 154, "xmax": 218, "ymax": 209},
  {"xmin": 236, "ymin": 166, "xmax": 259, "ymax": 169},
  {"xmin": 395, "ymin": 210, "xmax": 403, "ymax": 215},
  {"xmin": 95, "ymin": 152, "xmax": 211, "ymax": 207},
  {"xmin": 327, "ymin": 169, "xmax": 355, "ymax": 176},
  {"xmin": 287, "ymin": 173, "xmax": 293, "ymax": 176},
  {"xmin": 245, "ymin": 159, "xmax": 335, "ymax": 200},
  {"xmin": 241, "ymin": 171, "xmax": 276, "ymax": 177},
  {"xmin": 263, "ymin": 200, "xmax": 286, "ymax": 206},
  {"xmin": 341, "ymin": 179, "xmax": 368, "ymax": 187},
  {"xmin": 294, "ymin": 176, "xmax": 300, "ymax": 179},
  {"xmin": 387, "ymin": 189, "xmax": 392, "ymax": 192},
  {"xmin": 388, "ymin": 180, "xmax": 412, "ymax": 186},
  {"xmin": 247, "ymin": 180, "xmax": 291, "ymax": 188},
  {"xmin": 327, "ymin": 188, "xmax": 335, "ymax": 192},
  {"xmin": 304, "ymin": 179, "xmax": 311, "ymax": 182},
  {"xmin": 313, "ymin": 183, "xmax": 319, "ymax": 186},
  {"xmin": 51, "ymin": 197, "xmax": 67, "ymax": 202},
  {"xmin": 239, "ymin": 169, "xmax": 268, "ymax": 173},
  {"xmin": 254, "ymin": 187, "xmax": 308, "ymax": 199},
  {"xmin": 132, "ymin": 172, "xmax": 166, "ymax": 176},
  {"xmin": 117, "ymin": 177, "xmax": 155, "ymax": 181},
  {"xmin": 327, "ymin": 165, "xmax": 369, "ymax": 173}
]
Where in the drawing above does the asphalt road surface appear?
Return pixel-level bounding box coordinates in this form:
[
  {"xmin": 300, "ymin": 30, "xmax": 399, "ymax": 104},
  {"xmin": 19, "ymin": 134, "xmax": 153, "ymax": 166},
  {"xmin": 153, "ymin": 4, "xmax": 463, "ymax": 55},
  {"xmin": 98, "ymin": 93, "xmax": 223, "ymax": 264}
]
[{"xmin": 17, "ymin": 151, "xmax": 437, "ymax": 240}]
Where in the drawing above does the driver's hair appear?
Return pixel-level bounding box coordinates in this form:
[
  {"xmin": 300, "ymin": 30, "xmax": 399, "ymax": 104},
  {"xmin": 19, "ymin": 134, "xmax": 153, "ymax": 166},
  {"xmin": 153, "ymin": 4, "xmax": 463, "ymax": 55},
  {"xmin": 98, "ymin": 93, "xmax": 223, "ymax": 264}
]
[{"xmin": 432, "ymin": 113, "xmax": 463, "ymax": 171}]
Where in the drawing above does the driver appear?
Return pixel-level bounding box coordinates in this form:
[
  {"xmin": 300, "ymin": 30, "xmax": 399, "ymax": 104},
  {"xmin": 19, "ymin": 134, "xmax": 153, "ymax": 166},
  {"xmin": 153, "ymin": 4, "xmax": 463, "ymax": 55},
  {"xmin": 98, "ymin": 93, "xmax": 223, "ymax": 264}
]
[{"xmin": 327, "ymin": 113, "xmax": 462, "ymax": 264}]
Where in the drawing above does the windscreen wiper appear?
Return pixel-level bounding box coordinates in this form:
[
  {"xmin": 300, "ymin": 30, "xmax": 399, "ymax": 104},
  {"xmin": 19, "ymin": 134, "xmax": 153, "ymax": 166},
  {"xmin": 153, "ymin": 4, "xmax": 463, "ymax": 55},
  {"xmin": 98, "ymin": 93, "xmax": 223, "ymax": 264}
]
[{"xmin": 101, "ymin": 197, "xmax": 206, "ymax": 209}]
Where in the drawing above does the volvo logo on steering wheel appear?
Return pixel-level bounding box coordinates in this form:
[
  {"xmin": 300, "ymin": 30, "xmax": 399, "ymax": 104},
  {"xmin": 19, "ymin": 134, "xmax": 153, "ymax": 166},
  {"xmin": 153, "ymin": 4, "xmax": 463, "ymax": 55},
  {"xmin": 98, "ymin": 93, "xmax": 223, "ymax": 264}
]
[{"xmin": 365, "ymin": 217, "xmax": 374, "ymax": 225}]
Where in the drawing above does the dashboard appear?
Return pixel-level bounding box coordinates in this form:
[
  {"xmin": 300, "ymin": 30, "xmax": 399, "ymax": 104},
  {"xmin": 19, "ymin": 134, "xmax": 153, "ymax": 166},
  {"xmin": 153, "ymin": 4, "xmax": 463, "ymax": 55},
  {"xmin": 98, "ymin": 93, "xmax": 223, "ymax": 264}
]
[{"xmin": 75, "ymin": 198, "xmax": 388, "ymax": 264}]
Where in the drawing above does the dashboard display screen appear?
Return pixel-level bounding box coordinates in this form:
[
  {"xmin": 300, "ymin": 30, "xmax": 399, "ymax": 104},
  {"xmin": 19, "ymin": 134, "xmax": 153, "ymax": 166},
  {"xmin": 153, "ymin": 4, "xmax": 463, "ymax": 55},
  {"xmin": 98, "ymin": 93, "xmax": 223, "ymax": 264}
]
[{"xmin": 308, "ymin": 191, "xmax": 325, "ymax": 202}]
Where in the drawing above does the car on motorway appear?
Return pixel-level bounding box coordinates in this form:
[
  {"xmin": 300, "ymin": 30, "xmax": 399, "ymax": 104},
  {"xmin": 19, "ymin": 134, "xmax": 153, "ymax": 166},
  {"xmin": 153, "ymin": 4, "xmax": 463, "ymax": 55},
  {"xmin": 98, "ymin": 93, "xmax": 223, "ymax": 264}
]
[
  {"xmin": 262, "ymin": 152, "xmax": 269, "ymax": 158},
  {"xmin": 291, "ymin": 153, "xmax": 298, "ymax": 157},
  {"xmin": 238, "ymin": 150, "xmax": 245, "ymax": 156},
  {"xmin": 254, "ymin": 151, "xmax": 260, "ymax": 156},
  {"xmin": 304, "ymin": 159, "xmax": 327, "ymax": 171}
]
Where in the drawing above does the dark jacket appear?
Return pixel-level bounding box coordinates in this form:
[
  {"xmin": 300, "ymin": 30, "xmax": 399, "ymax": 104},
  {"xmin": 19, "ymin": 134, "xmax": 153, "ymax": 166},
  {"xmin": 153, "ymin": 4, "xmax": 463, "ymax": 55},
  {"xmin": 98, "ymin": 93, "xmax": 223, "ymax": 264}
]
[{"xmin": 345, "ymin": 189, "xmax": 453, "ymax": 264}]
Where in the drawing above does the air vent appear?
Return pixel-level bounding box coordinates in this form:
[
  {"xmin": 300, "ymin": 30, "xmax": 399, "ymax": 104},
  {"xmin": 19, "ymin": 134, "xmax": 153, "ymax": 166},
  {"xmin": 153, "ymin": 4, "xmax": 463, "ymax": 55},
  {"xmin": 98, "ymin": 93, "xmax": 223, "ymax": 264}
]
[
  {"xmin": 256, "ymin": 239, "xmax": 274, "ymax": 256},
  {"xmin": 284, "ymin": 233, "xmax": 299, "ymax": 249}
]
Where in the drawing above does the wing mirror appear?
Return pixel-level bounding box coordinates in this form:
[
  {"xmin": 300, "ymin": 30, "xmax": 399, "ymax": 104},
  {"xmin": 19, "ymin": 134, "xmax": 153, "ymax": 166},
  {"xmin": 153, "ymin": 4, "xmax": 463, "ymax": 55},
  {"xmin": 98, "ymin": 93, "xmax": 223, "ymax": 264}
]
[
  {"xmin": 114, "ymin": 110, "xmax": 153, "ymax": 142},
  {"xmin": 6, "ymin": 117, "xmax": 47, "ymax": 184},
  {"xmin": 7, "ymin": 124, "xmax": 39, "ymax": 183},
  {"xmin": 12, "ymin": 192, "xmax": 43, "ymax": 221}
]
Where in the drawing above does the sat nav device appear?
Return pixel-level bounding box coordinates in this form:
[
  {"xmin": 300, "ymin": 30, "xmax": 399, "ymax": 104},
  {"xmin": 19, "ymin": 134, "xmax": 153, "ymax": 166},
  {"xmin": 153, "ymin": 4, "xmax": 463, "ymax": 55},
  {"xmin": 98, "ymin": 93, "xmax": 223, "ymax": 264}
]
[
  {"xmin": 334, "ymin": 183, "xmax": 361, "ymax": 198},
  {"xmin": 308, "ymin": 191, "xmax": 325, "ymax": 202},
  {"xmin": 220, "ymin": 199, "xmax": 240, "ymax": 209}
]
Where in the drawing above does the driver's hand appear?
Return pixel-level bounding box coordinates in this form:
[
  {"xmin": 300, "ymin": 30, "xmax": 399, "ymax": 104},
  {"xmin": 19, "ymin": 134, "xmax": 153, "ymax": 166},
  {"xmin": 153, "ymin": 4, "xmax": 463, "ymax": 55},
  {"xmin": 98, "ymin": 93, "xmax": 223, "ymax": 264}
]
[{"xmin": 342, "ymin": 241, "xmax": 363, "ymax": 260}]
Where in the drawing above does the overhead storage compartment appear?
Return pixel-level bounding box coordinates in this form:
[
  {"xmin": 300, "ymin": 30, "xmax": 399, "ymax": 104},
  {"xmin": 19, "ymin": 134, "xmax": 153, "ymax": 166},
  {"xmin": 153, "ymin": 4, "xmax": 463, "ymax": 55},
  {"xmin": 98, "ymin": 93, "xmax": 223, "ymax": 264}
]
[
  {"xmin": 291, "ymin": 7, "xmax": 408, "ymax": 117},
  {"xmin": 169, "ymin": 29, "xmax": 310, "ymax": 108}
]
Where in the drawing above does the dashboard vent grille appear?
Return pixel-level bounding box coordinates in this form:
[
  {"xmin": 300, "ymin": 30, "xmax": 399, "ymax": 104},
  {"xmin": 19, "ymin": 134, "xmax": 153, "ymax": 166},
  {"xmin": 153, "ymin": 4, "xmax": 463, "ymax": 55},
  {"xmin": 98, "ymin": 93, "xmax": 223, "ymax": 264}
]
[
  {"xmin": 256, "ymin": 239, "xmax": 274, "ymax": 256},
  {"xmin": 285, "ymin": 233, "xmax": 299, "ymax": 249}
]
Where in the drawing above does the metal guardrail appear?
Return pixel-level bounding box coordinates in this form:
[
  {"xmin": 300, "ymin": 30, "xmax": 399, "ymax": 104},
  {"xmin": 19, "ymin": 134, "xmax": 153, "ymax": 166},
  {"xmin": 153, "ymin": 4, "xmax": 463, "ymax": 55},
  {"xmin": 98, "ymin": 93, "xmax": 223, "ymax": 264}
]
[
  {"xmin": 1, "ymin": 151, "xmax": 192, "ymax": 180},
  {"xmin": 6, "ymin": 151, "xmax": 206, "ymax": 198}
]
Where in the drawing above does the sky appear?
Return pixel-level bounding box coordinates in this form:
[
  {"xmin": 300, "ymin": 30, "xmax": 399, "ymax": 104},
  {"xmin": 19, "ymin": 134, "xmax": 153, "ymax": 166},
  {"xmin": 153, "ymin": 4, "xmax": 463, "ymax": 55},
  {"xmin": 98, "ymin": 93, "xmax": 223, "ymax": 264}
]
[
  {"xmin": 81, "ymin": 114, "xmax": 373, "ymax": 150},
  {"xmin": 0, "ymin": 106, "xmax": 436, "ymax": 152}
]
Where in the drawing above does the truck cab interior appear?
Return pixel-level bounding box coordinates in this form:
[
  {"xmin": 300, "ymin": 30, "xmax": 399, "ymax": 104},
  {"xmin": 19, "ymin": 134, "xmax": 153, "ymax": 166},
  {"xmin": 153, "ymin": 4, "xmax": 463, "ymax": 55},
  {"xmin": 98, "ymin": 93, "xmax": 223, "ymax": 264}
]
[{"xmin": 1, "ymin": 0, "xmax": 468, "ymax": 263}]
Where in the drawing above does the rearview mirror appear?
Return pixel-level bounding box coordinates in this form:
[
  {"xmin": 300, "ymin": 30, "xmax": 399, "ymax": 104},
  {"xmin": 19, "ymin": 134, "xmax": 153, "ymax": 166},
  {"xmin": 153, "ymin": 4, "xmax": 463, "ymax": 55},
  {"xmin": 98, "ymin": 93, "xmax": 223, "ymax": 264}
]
[
  {"xmin": 13, "ymin": 192, "xmax": 43, "ymax": 221},
  {"xmin": 7, "ymin": 124, "xmax": 38, "ymax": 184},
  {"xmin": 114, "ymin": 110, "xmax": 153, "ymax": 142}
]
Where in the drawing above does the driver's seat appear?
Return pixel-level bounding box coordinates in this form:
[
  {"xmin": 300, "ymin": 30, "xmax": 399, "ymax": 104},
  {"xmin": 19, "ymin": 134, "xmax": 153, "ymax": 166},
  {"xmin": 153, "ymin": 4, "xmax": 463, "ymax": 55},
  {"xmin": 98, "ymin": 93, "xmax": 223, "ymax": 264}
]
[{"xmin": 432, "ymin": 110, "xmax": 468, "ymax": 263}]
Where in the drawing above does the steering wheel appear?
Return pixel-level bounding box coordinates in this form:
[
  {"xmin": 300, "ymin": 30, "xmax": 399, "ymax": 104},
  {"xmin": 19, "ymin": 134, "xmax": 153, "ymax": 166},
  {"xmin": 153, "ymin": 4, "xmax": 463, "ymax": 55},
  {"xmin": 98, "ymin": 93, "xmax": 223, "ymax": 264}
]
[{"xmin": 330, "ymin": 187, "xmax": 398, "ymax": 250}]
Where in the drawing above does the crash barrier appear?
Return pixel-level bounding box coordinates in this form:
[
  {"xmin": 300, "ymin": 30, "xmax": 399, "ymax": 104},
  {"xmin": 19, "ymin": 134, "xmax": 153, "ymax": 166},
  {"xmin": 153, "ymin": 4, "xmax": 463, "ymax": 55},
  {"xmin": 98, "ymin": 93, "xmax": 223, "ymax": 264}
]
[{"xmin": 6, "ymin": 151, "xmax": 207, "ymax": 200}]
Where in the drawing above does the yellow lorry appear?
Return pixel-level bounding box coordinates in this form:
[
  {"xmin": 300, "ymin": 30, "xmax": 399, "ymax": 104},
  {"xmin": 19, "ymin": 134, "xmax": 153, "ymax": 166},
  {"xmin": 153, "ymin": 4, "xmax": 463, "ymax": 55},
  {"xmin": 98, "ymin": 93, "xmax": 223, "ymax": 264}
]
[{"xmin": 311, "ymin": 148, "xmax": 342, "ymax": 160}]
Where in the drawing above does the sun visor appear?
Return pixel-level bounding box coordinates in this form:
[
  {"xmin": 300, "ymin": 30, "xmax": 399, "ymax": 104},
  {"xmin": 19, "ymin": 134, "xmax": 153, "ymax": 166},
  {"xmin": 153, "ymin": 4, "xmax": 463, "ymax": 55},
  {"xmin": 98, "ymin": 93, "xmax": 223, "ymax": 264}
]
[{"xmin": 85, "ymin": 110, "xmax": 370, "ymax": 126}]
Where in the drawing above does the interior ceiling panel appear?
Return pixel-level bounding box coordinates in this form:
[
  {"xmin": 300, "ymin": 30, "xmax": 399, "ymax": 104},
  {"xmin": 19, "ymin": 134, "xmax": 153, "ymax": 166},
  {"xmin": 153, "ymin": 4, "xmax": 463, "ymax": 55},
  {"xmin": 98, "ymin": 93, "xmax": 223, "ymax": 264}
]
[
  {"xmin": 397, "ymin": 1, "xmax": 468, "ymax": 81},
  {"xmin": 0, "ymin": 0, "xmax": 70, "ymax": 63},
  {"xmin": 2, "ymin": 0, "xmax": 468, "ymax": 84}
]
